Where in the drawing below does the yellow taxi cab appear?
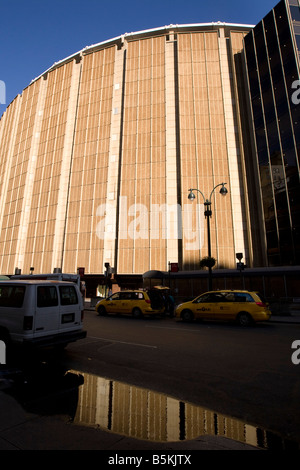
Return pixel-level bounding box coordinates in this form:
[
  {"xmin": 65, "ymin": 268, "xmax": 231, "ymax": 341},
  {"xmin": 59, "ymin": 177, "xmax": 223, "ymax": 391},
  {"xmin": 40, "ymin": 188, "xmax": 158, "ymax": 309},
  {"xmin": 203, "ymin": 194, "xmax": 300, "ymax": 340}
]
[
  {"xmin": 175, "ymin": 290, "xmax": 271, "ymax": 326},
  {"xmin": 95, "ymin": 289, "xmax": 165, "ymax": 318}
]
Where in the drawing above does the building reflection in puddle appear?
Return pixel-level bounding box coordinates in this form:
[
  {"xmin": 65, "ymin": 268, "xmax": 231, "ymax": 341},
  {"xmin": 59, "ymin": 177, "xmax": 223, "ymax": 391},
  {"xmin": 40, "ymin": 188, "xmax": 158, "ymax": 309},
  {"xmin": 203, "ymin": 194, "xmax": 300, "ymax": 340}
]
[{"xmin": 69, "ymin": 370, "xmax": 298, "ymax": 449}]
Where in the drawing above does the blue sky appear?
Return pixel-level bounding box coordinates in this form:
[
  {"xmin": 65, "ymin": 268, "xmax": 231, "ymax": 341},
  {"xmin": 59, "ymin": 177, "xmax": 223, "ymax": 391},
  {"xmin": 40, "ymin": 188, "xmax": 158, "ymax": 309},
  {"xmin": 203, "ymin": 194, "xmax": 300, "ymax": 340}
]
[{"xmin": 1, "ymin": 0, "xmax": 277, "ymax": 116}]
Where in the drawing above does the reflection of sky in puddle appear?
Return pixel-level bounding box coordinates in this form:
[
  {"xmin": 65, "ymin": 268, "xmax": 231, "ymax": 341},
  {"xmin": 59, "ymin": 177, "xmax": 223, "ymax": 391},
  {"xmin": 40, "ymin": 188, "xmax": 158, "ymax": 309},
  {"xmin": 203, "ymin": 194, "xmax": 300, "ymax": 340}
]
[{"xmin": 69, "ymin": 370, "xmax": 299, "ymax": 450}]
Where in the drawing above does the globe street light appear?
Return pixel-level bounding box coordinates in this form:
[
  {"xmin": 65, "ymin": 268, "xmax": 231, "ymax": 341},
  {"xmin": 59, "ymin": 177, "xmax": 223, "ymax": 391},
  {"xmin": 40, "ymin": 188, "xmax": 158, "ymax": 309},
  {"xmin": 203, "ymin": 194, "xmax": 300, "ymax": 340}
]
[{"xmin": 188, "ymin": 183, "xmax": 228, "ymax": 290}]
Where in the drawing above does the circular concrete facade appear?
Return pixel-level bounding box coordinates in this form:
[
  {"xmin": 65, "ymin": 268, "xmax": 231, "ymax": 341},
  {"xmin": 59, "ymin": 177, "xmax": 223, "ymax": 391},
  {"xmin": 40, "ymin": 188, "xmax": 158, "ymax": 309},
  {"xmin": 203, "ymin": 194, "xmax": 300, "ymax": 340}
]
[{"xmin": 0, "ymin": 23, "xmax": 254, "ymax": 277}]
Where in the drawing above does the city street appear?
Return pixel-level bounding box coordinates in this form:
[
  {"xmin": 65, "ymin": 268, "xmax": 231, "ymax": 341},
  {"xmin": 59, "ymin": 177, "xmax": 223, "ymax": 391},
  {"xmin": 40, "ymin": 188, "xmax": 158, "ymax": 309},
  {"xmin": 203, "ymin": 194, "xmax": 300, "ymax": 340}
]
[{"xmin": 1, "ymin": 310, "xmax": 300, "ymax": 450}]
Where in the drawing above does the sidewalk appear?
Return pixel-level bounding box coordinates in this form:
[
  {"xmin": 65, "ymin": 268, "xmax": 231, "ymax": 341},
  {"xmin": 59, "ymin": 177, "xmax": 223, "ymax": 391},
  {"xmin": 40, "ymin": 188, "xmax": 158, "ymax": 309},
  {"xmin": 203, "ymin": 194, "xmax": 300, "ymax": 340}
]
[{"xmin": 0, "ymin": 387, "xmax": 258, "ymax": 450}]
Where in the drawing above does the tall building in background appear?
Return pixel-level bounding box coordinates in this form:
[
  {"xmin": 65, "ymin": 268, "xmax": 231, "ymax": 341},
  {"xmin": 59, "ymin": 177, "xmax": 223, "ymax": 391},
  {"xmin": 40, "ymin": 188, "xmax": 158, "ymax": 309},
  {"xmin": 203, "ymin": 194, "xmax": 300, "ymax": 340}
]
[
  {"xmin": 0, "ymin": 23, "xmax": 254, "ymax": 277},
  {"xmin": 0, "ymin": 0, "xmax": 299, "ymax": 283},
  {"xmin": 244, "ymin": 0, "xmax": 300, "ymax": 266}
]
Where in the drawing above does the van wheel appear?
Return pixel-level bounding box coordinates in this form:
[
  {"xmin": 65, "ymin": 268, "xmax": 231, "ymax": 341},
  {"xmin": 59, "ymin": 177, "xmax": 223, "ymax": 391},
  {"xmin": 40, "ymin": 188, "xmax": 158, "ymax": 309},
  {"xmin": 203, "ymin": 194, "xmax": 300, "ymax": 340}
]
[
  {"xmin": 132, "ymin": 308, "xmax": 142, "ymax": 318},
  {"xmin": 97, "ymin": 306, "xmax": 107, "ymax": 316},
  {"xmin": 237, "ymin": 312, "xmax": 253, "ymax": 327},
  {"xmin": 181, "ymin": 309, "xmax": 194, "ymax": 322}
]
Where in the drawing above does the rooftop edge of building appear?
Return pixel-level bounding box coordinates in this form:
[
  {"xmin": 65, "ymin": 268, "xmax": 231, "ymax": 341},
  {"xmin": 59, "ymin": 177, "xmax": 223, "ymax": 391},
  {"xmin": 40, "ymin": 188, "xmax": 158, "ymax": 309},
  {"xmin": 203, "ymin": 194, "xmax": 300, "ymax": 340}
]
[{"xmin": 29, "ymin": 22, "xmax": 255, "ymax": 84}]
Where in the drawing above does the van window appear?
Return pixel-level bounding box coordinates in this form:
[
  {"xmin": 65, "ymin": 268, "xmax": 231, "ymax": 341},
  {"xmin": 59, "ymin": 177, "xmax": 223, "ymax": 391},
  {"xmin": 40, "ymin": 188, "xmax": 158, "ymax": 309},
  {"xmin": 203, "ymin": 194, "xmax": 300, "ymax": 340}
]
[
  {"xmin": 37, "ymin": 286, "xmax": 58, "ymax": 308},
  {"xmin": 0, "ymin": 285, "xmax": 25, "ymax": 308},
  {"xmin": 196, "ymin": 293, "xmax": 225, "ymax": 303},
  {"xmin": 119, "ymin": 292, "xmax": 132, "ymax": 300},
  {"xmin": 233, "ymin": 293, "xmax": 254, "ymax": 302},
  {"xmin": 109, "ymin": 293, "xmax": 120, "ymax": 300},
  {"xmin": 59, "ymin": 285, "xmax": 78, "ymax": 305}
]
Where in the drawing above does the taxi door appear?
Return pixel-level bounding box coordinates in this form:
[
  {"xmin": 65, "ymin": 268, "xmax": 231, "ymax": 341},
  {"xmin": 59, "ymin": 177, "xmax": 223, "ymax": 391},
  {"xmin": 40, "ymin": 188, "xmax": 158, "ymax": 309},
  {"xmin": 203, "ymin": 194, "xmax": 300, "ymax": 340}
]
[
  {"xmin": 105, "ymin": 293, "xmax": 121, "ymax": 313},
  {"xmin": 119, "ymin": 292, "xmax": 132, "ymax": 314},
  {"xmin": 193, "ymin": 293, "xmax": 214, "ymax": 320},
  {"xmin": 215, "ymin": 292, "xmax": 234, "ymax": 321},
  {"xmin": 194, "ymin": 293, "xmax": 224, "ymax": 321}
]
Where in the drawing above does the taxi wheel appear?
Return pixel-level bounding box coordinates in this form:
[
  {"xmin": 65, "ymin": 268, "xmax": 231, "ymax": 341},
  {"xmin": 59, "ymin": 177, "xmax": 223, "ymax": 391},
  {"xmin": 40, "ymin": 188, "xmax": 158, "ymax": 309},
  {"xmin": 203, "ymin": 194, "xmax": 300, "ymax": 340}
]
[
  {"xmin": 181, "ymin": 309, "xmax": 194, "ymax": 322},
  {"xmin": 237, "ymin": 311, "xmax": 253, "ymax": 327},
  {"xmin": 97, "ymin": 306, "xmax": 107, "ymax": 316},
  {"xmin": 132, "ymin": 307, "xmax": 142, "ymax": 318}
]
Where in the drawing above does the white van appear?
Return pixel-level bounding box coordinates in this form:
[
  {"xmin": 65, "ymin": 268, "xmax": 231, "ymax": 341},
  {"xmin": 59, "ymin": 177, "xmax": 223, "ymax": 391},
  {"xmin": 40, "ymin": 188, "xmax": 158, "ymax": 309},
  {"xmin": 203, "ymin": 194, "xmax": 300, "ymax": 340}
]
[
  {"xmin": 10, "ymin": 273, "xmax": 85, "ymax": 297},
  {"xmin": 0, "ymin": 280, "xmax": 86, "ymax": 352}
]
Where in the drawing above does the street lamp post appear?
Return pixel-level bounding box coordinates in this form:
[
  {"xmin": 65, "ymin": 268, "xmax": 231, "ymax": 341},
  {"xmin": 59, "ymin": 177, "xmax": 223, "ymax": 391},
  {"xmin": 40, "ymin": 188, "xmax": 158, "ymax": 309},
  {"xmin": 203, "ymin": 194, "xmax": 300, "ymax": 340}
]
[{"xmin": 188, "ymin": 183, "xmax": 228, "ymax": 290}]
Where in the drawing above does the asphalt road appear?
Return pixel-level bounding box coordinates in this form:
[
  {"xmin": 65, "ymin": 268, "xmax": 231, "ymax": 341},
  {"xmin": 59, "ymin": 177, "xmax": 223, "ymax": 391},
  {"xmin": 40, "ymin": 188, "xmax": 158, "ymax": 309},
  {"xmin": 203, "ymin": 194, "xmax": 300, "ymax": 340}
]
[
  {"xmin": 2, "ymin": 310, "xmax": 300, "ymax": 450},
  {"xmin": 58, "ymin": 310, "xmax": 300, "ymax": 448}
]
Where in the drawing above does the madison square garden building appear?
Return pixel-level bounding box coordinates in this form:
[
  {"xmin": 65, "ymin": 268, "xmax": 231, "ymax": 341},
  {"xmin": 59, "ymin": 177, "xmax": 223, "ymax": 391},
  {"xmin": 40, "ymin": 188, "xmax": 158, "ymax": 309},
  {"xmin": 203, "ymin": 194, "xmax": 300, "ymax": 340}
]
[{"xmin": 0, "ymin": 0, "xmax": 299, "ymax": 286}]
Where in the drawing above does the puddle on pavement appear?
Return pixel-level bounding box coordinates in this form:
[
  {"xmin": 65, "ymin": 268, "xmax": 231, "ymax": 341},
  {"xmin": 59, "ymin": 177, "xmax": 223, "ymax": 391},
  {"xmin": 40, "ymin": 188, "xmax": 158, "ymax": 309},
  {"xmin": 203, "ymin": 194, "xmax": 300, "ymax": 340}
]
[
  {"xmin": 68, "ymin": 369, "xmax": 299, "ymax": 450},
  {"xmin": 2, "ymin": 364, "xmax": 299, "ymax": 450}
]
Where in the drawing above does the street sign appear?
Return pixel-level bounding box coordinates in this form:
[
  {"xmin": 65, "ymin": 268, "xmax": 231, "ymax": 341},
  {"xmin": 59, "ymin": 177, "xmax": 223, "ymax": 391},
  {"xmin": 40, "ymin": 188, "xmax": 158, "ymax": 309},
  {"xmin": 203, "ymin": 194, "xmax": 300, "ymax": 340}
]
[{"xmin": 169, "ymin": 263, "xmax": 179, "ymax": 272}]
